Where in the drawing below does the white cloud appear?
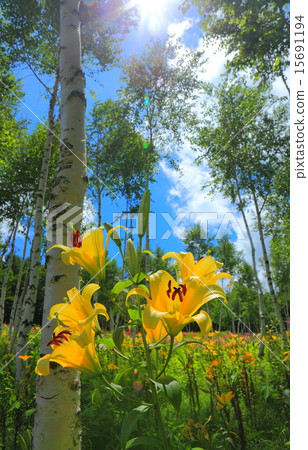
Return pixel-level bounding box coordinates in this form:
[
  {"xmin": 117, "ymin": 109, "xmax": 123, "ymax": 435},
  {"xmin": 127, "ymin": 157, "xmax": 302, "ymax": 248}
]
[
  {"xmin": 161, "ymin": 30, "xmax": 286, "ymax": 285},
  {"xmin": 167, "ymin": 18, "xmax": 194, "ymax": 41},
  {"xmin": 83, "ymin": 196, "xmax": 97, "ymax": 228},
  {"xmin": 159, "ymin": 142, "xmax": 240, "ymax": 230},
  {"xmin": 196, "ymin": 38, "xmax": 227, "ymax": 84},
  {"xmin": 272, "ymin": 67, "xmax": 290, "ymax": 97},
  {"xmin": 159, "ymin": 140, "xmax": 267, "ymax": 282},
  {"xmin": 0, "ymin": 220, "xmax": 30, "ymax": 241}
]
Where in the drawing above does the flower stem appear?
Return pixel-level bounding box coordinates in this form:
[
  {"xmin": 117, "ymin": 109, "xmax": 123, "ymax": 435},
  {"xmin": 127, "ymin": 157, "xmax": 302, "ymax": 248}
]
[
  {"xmin": 141, "ymin": 328, "xmax": 169, "ymax": 449},
  {"xmin": 100, "ymin": 283, "xmax": 129, "ymax": 319},
  {"xmin": 156, "ymin": 336, "xmax": 174, "ymax": 380}
]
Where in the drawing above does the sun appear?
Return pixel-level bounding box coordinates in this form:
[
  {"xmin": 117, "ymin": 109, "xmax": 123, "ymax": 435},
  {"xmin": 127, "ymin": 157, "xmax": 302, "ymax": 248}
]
[
  {"xmin": 137, "ymin": 0, "xmax": 168, "ymax": 16},
  {"xmin": 127, "ymin": 0, "xmax": 171, "ymax": 34}
]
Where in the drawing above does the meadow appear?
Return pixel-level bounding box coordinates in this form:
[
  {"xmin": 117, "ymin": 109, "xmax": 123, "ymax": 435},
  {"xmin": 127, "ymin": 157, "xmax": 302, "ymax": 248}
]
[{"xmin": 0, "ymin": 325, "xmax": 290, "ymax": 449}]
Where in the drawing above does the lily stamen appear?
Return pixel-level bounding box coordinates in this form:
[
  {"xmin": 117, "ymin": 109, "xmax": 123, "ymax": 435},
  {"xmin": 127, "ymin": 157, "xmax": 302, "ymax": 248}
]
[
  {"xmin": 166, "ymin": 280, "xmax": 172, "ymax": 298},
  {"xmin": 72, "ymin": 230, "xmax": 82, "ymax": 248},
  {"xmin": 47, "ymin": 330, "xmax": 72, "ymax": 347},
  {"xmin": 180, "ymin": 284, "xmax": 187, "ymax": 296},
  {"xmin": 171, "ymin": 283, "xmax": 187, "ymax": 302}
]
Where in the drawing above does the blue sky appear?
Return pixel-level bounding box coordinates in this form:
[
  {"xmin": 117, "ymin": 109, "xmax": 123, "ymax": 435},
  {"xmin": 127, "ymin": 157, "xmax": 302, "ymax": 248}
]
[{"xmin": 8, "ymin": 0, "xmax": 289, "ymax": 281}]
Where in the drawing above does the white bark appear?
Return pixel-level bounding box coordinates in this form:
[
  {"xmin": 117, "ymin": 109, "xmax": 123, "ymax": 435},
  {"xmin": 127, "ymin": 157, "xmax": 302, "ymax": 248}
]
[
  {"xmin": 9, "ymin": 265, "xmax": 30, "ymax": 353},
  {"xmin": 0, "ymin": 220, "xmax": 18, "ymax": 334},
  {"xmin": 15, "ymin": 74, "xmax": 59, "ymax": 382},
  {"xmin": 252, "ymin": 189, "xmax": 286, "ymax": 345},
  {"xmin": 33, "ymin": 1, "xmax": 87, "ymax": 448},
  {"xmin": 234, "ymin": 175, "xmax": 266, "ymax": 356},
  {"xmin": 8, "ymin": 215, "xmax": 31, "ymax": 340}
]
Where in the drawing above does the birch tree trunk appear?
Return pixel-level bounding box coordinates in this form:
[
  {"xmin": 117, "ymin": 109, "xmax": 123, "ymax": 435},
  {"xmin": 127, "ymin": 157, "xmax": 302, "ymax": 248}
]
[
  {"xmin": 0, "ymin": 227, "xmax": 14, "ymax": 263},
  {"xmin": 15, "ymin": 74, "xmax": 59, "ymax": 382},
  {"xmin": 144, "ymin": 124, "xmax": 153, "ymax": 273},
  {"xmin": 251, "ymin": 189, "xmax": 287, "ymax": 346},
  {"xmin": 9, "ymin": 264, "xmax": 30, "ymax": 353},
  {"xmin": 8, "ymin": 214, "xmax": 32, "ymax": 340},
  {"xmin": 33, "ymin": 1, "xmax": 87, "ymax": 448},
  {"xmin": 234, "ymin": 175, "xmax": 266, "ymax": 357},
  {"xmin": 0, "ymin": 219, "xmax": 18, "ymax": 334}
]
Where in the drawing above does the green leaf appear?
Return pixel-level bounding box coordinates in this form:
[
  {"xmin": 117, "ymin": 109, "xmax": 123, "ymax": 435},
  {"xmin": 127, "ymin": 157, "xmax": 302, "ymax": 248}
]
[
  {"xmin": 153, "ymin": 376, "xmax": 182, "ymax": 412},
  {"xmin": 128, "ymin": 305, "xmax": 141, "ymax": 321},
  {"xmin": 120, "ymin": 405, "xmax": 151, "ymax": 449},
  {"xmin": 174, "ymin": 347, "xmax": 186, "ymax": 365},
  {"xmin": 246, "ymin": 431, "xmax": 264, "ymax": 440},
  {"xmin": 91, "ymin": 389, "xmax": 103, "ymax": 407},
  {"xmin": 142, "ymin": 249, "xmax": 157, "ymax": 259},
  {"xmin": 114, "ymin": 366, "xmax": 134, "ymax": 384},
  {"xmin": 98, "ymin": 337, "xmax": 115, "ymax": 348},
  {"xmin": 8, "ymin": 400, "xmax": 21, "ymax": 412},
  {"xmin": 273, "ymin": 56, "xmax": 281, "ymax": 71},
  {"xmin": 132, "ymin": 272, "xmax": 147, "ymax": 284},
  {"xmin": 113, "ymin": 327, "xmax": 125, "ymax": 352},
  {"xmin": 125, "ymin": 436, "xmax": 162, "ymax": 449},
  {"xmin": 112, "ymin": 280, "xmax": 133, "ymax": 296},
  {"xmin": 135, "ymin": 284, "xmax": 149, "ymax": 295},
  {"xmin": 18, "ymin": 435, "xmax": 28, "ymax": 450},
  {"xmin": 17, "ymin": 430, "xmax": 32, "ymax": 450}
]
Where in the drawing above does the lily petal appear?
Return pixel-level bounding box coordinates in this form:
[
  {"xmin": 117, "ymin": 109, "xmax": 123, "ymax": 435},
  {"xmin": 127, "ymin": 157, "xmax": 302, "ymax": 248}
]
[
  {"xmin": 148, "ymin": 271, "xmax": 177, "ymax": 312},
  {"xmin": 143, "ymin": 304, "xmax": 167, "ymax": 331},
  {"xmin": 35, "ymin": 354, "xmax": 51, "ymax": 376},
  {"xmin": 125, "ymin": 287, "xmax": 151, "ymax": 307},
  {"xmin": 193, "ymin": 310, "xmax": 212, "ymax": 335}
]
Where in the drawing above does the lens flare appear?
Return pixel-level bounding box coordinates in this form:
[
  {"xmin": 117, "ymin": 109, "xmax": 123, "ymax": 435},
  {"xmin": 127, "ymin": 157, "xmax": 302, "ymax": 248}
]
[
  {"xmin": 82, "ymin": 0, "xmax": 96, "ymax": 8},
  {"xmin": 132, "ymin": 381, "xmax": 144, "ymax": 393}
]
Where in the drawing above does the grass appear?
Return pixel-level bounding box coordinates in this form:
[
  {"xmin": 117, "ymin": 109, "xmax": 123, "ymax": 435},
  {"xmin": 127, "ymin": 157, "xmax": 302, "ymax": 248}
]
[{"xmin": 0, "ymin": 326, "xmax": 290, "ymax": 449}]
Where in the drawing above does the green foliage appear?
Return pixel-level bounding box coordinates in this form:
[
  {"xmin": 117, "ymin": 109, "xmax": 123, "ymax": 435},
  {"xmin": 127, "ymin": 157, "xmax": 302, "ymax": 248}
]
[
  {"xmin": 120, "ymin": 404, "xmax": 152, "ymax": 449},
  {"xmin": 0, "ymin": 0, "xmax": 59, "ymax": 74},
  {"xmin": 193, "ymin": 80, "xmax": 289, "ymax": 327},
  {"xmin": 0, "ymin": 122, "xmax": 58, "ymax": 222},
  {"xmin": 0, "ymin": 0, "xmax": 139, "ymax": 75},
  {"xmin": 195, "ymin": 80, "xmax": 289, "ymax": 205},
  {"xmin": 0, "ymin": 326, "xmax": 39, "ymax": 449},
  {"xmin": 87, "ymin": 99, "xmax": 152, "ymax": 215},
  {"xmin": 0, "ymin": 325, "xmax": 290, "ymax": 449},
  {"xmin": 80, "ymin": 0, "xmax": 139, "ymax": 70},
  {"xmin": 142, "ymin": 246, "xmax": 175, "ymax": 276},
  {"xmin": 181, "ymin": 0, "xmax": 290, "ymax": 88},
  {"xmin": 183, "ymin": 224, "xmax": 217, "ymax": 259},
  {"xmin": 120, "ymin": 39, "xmax": 202, "ymax": 164},
  {"xmin": 0, "ymin": 254, "xmax": 45, "ymax": 325},
  {"xmin": 154, "ymin": 375, "xmax": 182, "ymax": 413}
]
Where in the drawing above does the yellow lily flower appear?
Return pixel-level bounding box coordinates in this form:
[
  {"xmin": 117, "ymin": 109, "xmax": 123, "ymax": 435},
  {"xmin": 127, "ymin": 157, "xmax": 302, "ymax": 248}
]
[
  {"xmin": 162, "ymin": 251, "xmax": 233, "ymax": 286},
  {"xmin": 47, "ymin": 226, "xmax": 123, "ymax": 283},
  {"xmin": 215, "ymin": 391, "xmax": 234, "ymax": 410},
  {"xmin": 143, "ymin": 319, "xmax": 172, "ymax": 345},
  {"xmin": 35, "ymin": 326, "xmax": 102, "ymax": 376},
  {"xmin": 48, "ymin": 284, "xmax": 109, "ymax": 338},
  {"xmin": 18, "ymin": 355, "xmax": 33, "ymax": 361},
  {"xmin": 126, "ymin": 270, "xmax": 227, "ymax": 340}
]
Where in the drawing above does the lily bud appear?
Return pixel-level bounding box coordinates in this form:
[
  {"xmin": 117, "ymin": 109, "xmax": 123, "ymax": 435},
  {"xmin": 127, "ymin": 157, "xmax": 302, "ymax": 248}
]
[
  {"xmin": 103, "ymin": 222, "xmax": 122, "ymax": 248},
  {"xmin": 138, "ymin": 189, "xmax": 150, "ymax": 238},
  {"xmin": 126, "ymin": 238, "xmax": 138, "ymax": 277}
]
